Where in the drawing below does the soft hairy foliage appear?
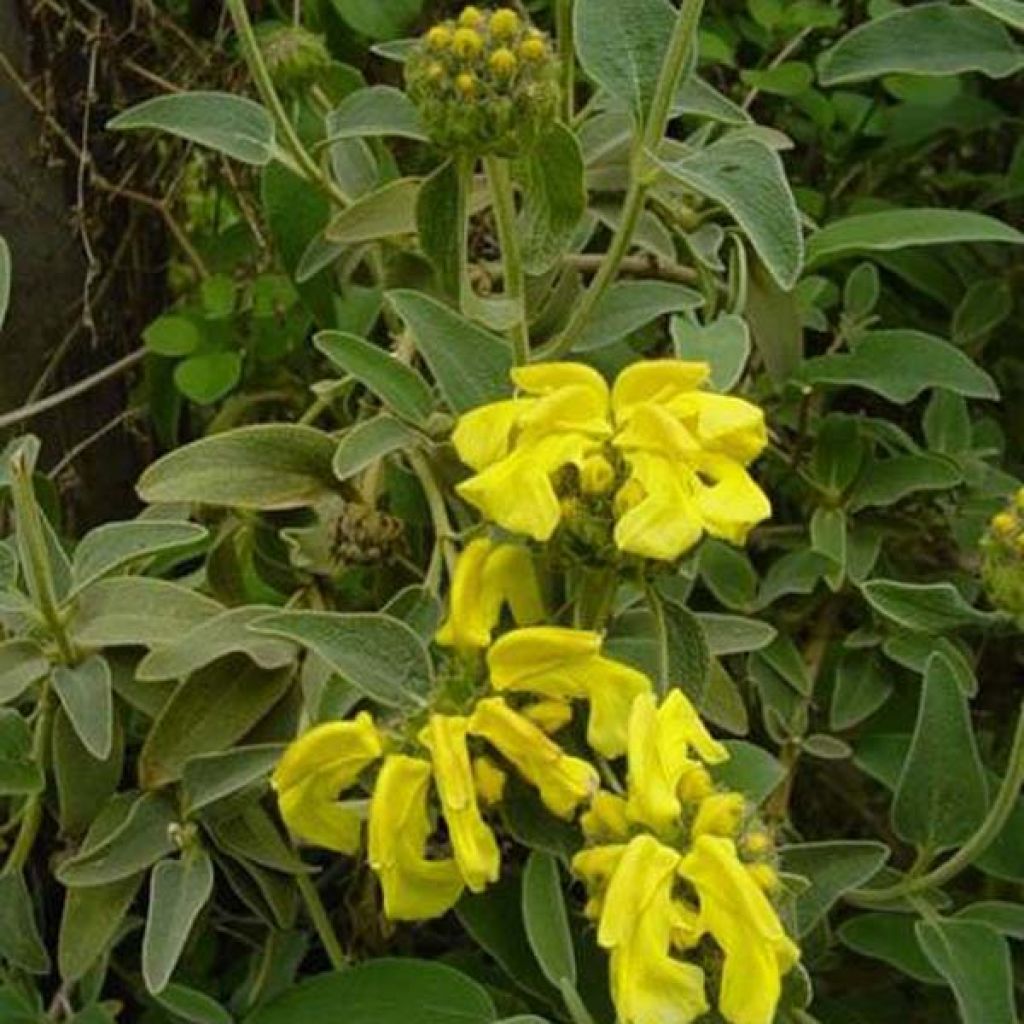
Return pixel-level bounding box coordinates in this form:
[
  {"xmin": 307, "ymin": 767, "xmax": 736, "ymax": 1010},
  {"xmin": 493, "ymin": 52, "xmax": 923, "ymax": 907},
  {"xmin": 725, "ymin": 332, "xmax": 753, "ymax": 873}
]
[{"xmin": 0, "ymin": 1, "xmax": 1023, "ymax": 1023}]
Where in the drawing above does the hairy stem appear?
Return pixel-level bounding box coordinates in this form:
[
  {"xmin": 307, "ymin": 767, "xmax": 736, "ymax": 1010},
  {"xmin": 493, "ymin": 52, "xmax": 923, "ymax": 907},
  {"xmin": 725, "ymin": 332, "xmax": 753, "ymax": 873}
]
[
  {"xmin": 295, "ymin": 872, "xmax": 347, "ymax": 970},
  {"xmin": 541, "ymin": 0, "xmax": 704, "ymax": 359},
  {"xmin": 484, "ymin": 156, "xmax": 530, "ymax": 364},
  {"xmin": 850, "ymin": 701, "xmax": 1024, "ymax": 907}
]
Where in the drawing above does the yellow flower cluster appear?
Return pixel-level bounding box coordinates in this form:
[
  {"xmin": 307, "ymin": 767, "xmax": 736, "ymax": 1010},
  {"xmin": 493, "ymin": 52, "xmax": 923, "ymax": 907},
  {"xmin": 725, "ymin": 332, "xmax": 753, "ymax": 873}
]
[
  {"xmin": 405, "ymin": 6, "xmax": 559, "ymax": 156},
  {"xmin": 573, "ymin": 691, "xmax": 799, "ymax": 1024},
  {"xmin": 981, "ymin": 487, "xmax": 1024, "ymax": 624},
  {"xmin": 452, "ymin": 360, "xmax": 771, "ymax": 561},
  {"xmin": 272, "ymin": 535, "xmax": 797, "ymax": 1023}
]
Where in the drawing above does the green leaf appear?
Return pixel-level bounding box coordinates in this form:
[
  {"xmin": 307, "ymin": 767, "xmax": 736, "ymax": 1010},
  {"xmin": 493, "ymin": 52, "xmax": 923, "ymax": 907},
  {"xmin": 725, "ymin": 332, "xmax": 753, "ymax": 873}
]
[
  {"xmin": 671, "ymin": 313, "xmax": 751, "ymax": 391},
  {"xmin": 70, "ymin": 520, "xmax": 207, "ymax": 597},
  {"xmin": 780, "ymin": 841, "xmax": 890, "ymax": 936},
  {"xmin": 174, "ymin": 351, "xmax": 244, "ymax": 406},
  {"xmin": 182, "ymin": 744, "xmax": 283, "ymax": 816},
  {"xmin": 956, "ymin": 901, "xmax": 1024, "ymax": 939},
  {"xmin": 953, "ymin": 278, "xmax": 1014, "ymax": 346},
  {"xmin": 830, "ymin": 650, "xmax": 892, "ymax": 730},
  {"xmin": 416, "ymin": 158, "xmax": 463, "ymax": 298},
  {"xmin": 58, "ymin": 872, "xmax": 143, "ymax": 982},
  {"xmin": 861, "ymin": 580, "xmax": 998, "ymax": 633},
  {"xmin": 139, "ymin": 658, "xmax": 293, "ymax": 789},
  {"xmin": 574, "ymin": 280, "xmax": 703, "ymax": 352},
  {"xmin": 923, "ymin": 391, "xmax": 971, "ymax": 455},
  {"xmin": 850, "ymin": 453, "xmax": 963, "ymax": 511},
  {"xmin": 516, "ymin": 124, "xmax": 586, "ymax": 276},
  {"xmin": 0, "ymin": 709, "xmax": 43, "ymax": 795},
  {"xmin": 915, "ymin": 919, "xmax": 1018, "ymax": 1024},
  {"xmin": 651, "ymin": 583, "xmax": 711, "ymax": 703},
  {"xmin": 803, "ymin": 331, "xmax": 998, "ymax": 402},
  {"xmin": 108, "ymin": 92, "xmax": 276, "ymax": 164},
  {"xmin": 325, "ymin": 177, "xmax": 421, "ymax": 244},
  {"xmin": 883, "ymin": 634, "xmax": 976, "ymax": 696},
  {"xmin": 967, "ymin": 0, "xmax": 1024, "ymax": 30},
  {"xmin": 137, "ymin": 425, "xmax": 338, "ymax": 510},
  {"xmin": 253, "ymin": 610, "xmax": 432, "ymax": 709},
  {"xmin": 522, "ymin": 852, "xmax": 576, "ymax": 988},
  {"xmin": 741, "ymin": 61, "xmax": 814, "ymax": 97},
  {"xmin": 745, "ymin": 257, "xmax": 803, "ymax": 387},
  {"xmin": 52, "ymin": 704, "xmax": 124, "ymax": 837},
  {"xmin": 0, "ymin": 640, "xmax": 49, "ymax": 704},
  {"xmin": 247, "ymin": 959, "xmax": 496, "ymax": 1024},
  {"xmin": 315, "ymin": 331, "xmax": 434, "ymax": 425},
  {"xmin": 58, "ymin": 792, "xmax": 177, "ymax": 886},
  {"xmin": 0, "ymin": 872, "xmax": 50, "ymax": 973},
  {"xmin": 574, "ymin": 0, "xmax": 678, "ymax": 122},
  {"xmin": 893, "ymin": 653, "xmax": 989, "ymax": 851},
  {"xmin": 806, "ymin": 209, "xmax": 1024, "ymax": 267},
  {"xmin": 137, "ymin": 606, "xmax": 296, "ymax": 682},
  {"xmin": 696, "ymin": 613, "xmax": 776, "ymax": 656},
  {"xmin": 674, "ymin": 75, "xmax": 750, "ymax": 124},
  {"xmin": 325, "ymin": 85, "xmax": 427, "ymax": 141},
  {"xmin": 70, "ymin": 578, "xmax": 223, "ymax": 648},
  {"xmin": 819, "ymin": 4, "xmax": 1024, "ymax": 85},
  {"xmin": 838, "ymin": 913, "xmax": 943, "ymax": 984},
  {"xmin": 458, "ymin": 876, "xmax": 556, "ymax": 1002},
  {"xmin": 657, "ymin": 137, "xmax": 804, "ymax": 290},
  {"xmin": 710, "ymin": 740, "xmax": 785, "ymax": 805},
  {"xmin": 155, "ymin": 984, "xmax": 233, "ymax": 1024},
  {"xmin": 0, "ymin": 235, "xmax": 10, "ymax": 332},
  {"xmin": 810, "ymin": 506, "xmax": 846, "ymax": 589},
  {"xmin": 700, "ymin": 539, "xmax": 758, "ymax": 611},
  {"xmin": 144, "ymin": 314, "xmax": 201, "ymax": 357},
  {"xmin": 53, "ymin": 655, "xmax": 113, "ymax": 760},
  {"xmin": 386, "ymin": 290, "xmax": 513, "ymax": 413},
  {"xmin": 143, "ymin": 851, "xmax": 215, "ymax": 994},
  {"xmin": 329, "ymin": 0, "xmax": 422, "ymax": 41},
  {"xmin": 333, "ymin": 415, "xmax": 419, "ymax": 482}
]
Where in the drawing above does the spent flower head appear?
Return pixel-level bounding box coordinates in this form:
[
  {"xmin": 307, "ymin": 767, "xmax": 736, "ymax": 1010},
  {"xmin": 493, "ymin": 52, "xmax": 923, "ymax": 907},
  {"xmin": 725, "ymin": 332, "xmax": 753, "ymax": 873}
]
[
  {"xmin": 256, "ymin": 22, "xmax": 330, "ymax": 91},
  {"xmin": 405, "ymin": 6, "xmax": 559, "ymax": 157}
]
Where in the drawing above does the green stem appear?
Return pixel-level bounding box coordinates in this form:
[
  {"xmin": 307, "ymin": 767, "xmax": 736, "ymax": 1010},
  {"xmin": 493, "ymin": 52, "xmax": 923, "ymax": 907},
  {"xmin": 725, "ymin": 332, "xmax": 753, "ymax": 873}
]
[
  {"xmin": 483, "ymin": 155, "xmax": 530, "ymax": 364},
  {"xmin": 225, "ymin": 0, "xmax": 349, "ymax": 208},
  {"xmin": 295, "ymin": 872, "xmax": 347, "ymax": 970},
  {"xmin": 541, "ymin": 0, "xmax": 705, "ymax": 360},
  {"xmin": 9, "ymin": 453, "xmax": 75, "ymax": 664},
  {"xmin": 455, "ymin": 153, "xmax": 474, "ymax": 314},
  {"xmin": 556, "ymin": 0, "xmax": 575, "ymax": 122},
  {"xmin": 406, "ymin": 450, "xmax": 458, "ymax": 590},
  {"xmin": 851, "ymin": 702, "xmax": 1024, "ymax": 907},
  {"xmin": 4, "ymin": 687, "xmax": 54, "ymax": 874}
]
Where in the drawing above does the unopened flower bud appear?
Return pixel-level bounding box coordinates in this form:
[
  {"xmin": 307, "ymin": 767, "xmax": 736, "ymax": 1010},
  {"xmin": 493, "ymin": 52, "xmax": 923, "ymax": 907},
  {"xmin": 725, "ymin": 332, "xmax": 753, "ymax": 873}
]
[
  {"xmin": 452, "ymin": 27, "xmax": 484, "ymax": 58},
  {"xmin": 581, "ymin": 454, "xmax": 615, "ymax": 496},
  {"xmin": 488, "ymin": 46, "xmax": 517, "ymax": 76},
  {"xmin": 981, "ymin": 492, "xmax": 1024, "ymax": 626},
  {"xmin": 459, "ymin": 5, "xmax": 485, "ymax": 27},
  {"xmin": 489, "ymin": 7, "xmax": 520, "ymax": 37},
  {"xmin": 256, "ymin": 23, "xmax": 330, "ymax": 92}
]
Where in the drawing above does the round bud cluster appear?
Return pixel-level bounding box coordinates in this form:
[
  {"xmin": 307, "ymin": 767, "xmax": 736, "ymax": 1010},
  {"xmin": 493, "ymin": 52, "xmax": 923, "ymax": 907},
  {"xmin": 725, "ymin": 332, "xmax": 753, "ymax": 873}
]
[
  {"xmin": 404, "ymin": 6, "xmax": 560, "ymax": 157},
  {"xmin": 256, "ymin": 23, "xmax": 331, "ymax": 92},
  {"xmin": 981, "ymin": 489, "xmax": 1024, "ymax": 625}
]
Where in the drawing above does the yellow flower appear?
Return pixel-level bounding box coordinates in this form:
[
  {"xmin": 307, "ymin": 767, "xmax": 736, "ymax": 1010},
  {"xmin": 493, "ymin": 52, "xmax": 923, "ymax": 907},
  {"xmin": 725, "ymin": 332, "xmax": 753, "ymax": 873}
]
[
  {"xmin": 455, "ymin": 72, "xmax": 476, "ymax": 96},
  {"xmin": 470, "ymin": 697, "xmax": 598, "ymax": 818},
  {"xmin": 489, "ymin": 7, "xmax": 520, "ymax": 37},
  {"xmin": 472, "ymin": 755, "xmax": 507, "ymax": 805},
  {"xmin": 521, "ymin": 698, "xmax": 573, "ymax": 734},
  {"xmin": 419, "ymin": 715, "xmax": 500, "ymax": 892},
  {"xmin": 519, "ymin": 35, "xmax": 547, "ymax": 60},
  {"xmin": 426, "ymin": 25, "xmax": 452, "ymax": 49},
  {"xmin": 626, "ymin": 691, "xmax": 728, "ymax": 833},
  {"xmin": 598, "ymin": 835, "xmax": 709, "ymax": 1024},
  {"xmin": 573, "ymin": 842, "xmax": 626, "ymax": 919},
  {"xmin": 452, "ymin": 359, "xmax": 770, "ymax": 561},
  {"xmin": 458, "ymin": 5, "xmax": 484, "ymax": 27},
  {"xmin": 435, "ymin": 538, "xmax": 544, "ymax": 650},
  {"xmin": 691, "ymin": 792, "xmax": 746, "ymax": 839},
  {"xmin": 678, "ymin": 835, "xmax": 800, "ymax": 1024},
  {"xmin": 581, "ymin": 790, "xmax": 631, "ymax": 843},
  {"xmin": 452, "ymin": 27, "xmax": 483, "ymax": 57},
  {"xmin": 272, "ymin": 713, "xmax": 382, "ymax": 853},
  {"xmin": 368, "ymin": 755, "xmax": 464, "ymax": 920},
  {"xmin": 488, "ymin": 46, "xmax": 517, "ymax": 75},
  {"xmin": 486, "ymin": 626, "xmax": 651, "ymax": 757}
]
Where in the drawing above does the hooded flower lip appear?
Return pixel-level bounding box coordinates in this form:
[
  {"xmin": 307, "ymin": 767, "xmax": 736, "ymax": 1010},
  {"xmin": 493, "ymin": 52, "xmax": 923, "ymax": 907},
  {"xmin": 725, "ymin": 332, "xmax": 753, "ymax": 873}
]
[
  {"xmin": 469, "ymin": 697, "xmax": 598, "ymax": 817},
  {"xmin": 626, "ymin": 690, "xmax": 729, "ymax": 834},
  {"xmin": 418, "ymin": 714, "xmax": 501, "ymax": 892},
  {"xmin": 435, "ymin": 537, "xmax": 544, "ymax": 650},
  {"xmin": 451, "ymin": 360, "xmax": 771, "ymax": 561},
  {"xmin": 368, "ymin": 755, "xmax": 465, "ymax": 920},
  {"xmin": 678, "ymin": 835, "xmax": 800, "ymax": 1024},
  {"xmin": 271, "ymin": 713, "xmax": 383, "ymax": 853},
  {"xmin": 593, "ymin": 835, "xmax": 710, "ymax": 1024},
  {"xmin": 486, "ymin": 626, "xmax": 651, "ymax": 757}
]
